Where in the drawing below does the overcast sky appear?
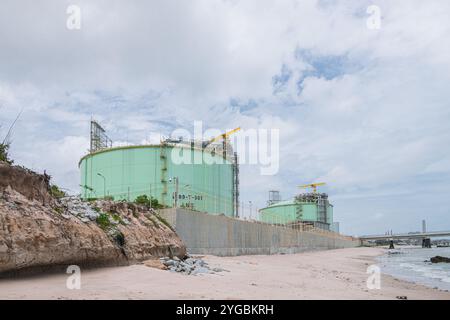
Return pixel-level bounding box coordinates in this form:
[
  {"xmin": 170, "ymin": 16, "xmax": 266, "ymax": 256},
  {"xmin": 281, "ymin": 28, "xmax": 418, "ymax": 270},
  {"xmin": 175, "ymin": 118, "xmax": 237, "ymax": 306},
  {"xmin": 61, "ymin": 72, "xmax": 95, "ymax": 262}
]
[{"xmin": 1, "ymin": 0, "xmax": 450, "ymax": 236}]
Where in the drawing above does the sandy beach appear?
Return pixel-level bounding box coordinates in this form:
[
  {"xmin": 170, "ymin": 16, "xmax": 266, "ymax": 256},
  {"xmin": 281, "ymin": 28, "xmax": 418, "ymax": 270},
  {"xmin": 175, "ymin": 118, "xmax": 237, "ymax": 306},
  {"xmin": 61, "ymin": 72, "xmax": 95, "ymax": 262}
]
[{"xmin": 0, "ymin": 247, "xmax": 449, "ymax": 300}]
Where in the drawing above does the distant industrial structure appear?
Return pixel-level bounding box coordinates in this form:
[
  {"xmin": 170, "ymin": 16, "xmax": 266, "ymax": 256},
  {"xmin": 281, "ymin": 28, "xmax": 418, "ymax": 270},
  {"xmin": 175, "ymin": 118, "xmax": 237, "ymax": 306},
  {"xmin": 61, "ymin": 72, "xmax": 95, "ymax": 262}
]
[
  {"xmin": 79, "ymin": 120, "xmax": 240, "ymax": 217},
  {"xmin": 259, "ymin": 183, "xmax": 337, "ymax": 232}
]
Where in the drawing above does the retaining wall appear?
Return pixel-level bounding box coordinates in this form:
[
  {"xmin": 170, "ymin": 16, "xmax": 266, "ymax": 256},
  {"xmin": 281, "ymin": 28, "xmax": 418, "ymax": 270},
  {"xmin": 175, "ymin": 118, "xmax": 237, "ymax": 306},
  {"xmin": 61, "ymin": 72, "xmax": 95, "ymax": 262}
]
[{"xmin": 159, "ymin": 209, "xmax": 360, "ymax": 256}]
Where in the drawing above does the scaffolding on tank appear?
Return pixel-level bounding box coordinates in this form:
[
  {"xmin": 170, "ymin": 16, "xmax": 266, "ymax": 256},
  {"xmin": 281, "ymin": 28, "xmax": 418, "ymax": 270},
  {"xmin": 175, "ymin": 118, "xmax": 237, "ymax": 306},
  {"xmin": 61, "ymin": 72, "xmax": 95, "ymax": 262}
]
[{"xmin": 90, "ymin": 120, "xmax": 112, "ymax": 153}]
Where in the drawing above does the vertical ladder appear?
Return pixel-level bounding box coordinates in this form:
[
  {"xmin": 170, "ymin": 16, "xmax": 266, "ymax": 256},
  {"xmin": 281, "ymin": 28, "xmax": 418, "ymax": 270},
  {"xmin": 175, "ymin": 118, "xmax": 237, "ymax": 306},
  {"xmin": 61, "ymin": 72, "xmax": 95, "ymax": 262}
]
[{"xmin": 160, "ymin": 143, "xmax": 168, "ymax": 206}]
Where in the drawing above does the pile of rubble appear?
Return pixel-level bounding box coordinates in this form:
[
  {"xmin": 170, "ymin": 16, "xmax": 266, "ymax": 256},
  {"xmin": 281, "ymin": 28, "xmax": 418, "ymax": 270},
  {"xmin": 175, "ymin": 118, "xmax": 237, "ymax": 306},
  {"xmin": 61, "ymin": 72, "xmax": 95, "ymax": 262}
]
[
  {"xmin": 59, "ymin": 196, "xmax": 101, "ymax": 222},
  {"xmin": 59, "ymin": 197, "xmax": 133, "ymax": 228},
  {"xmin": 160, "ymin": 255, "xmax": 228, "ymax": 275}
]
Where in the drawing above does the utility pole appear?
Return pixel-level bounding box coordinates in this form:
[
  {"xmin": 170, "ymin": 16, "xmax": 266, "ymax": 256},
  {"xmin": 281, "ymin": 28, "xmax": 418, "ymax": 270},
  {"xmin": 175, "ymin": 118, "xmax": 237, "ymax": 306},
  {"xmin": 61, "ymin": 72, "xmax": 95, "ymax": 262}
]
[{"xmin": 149, "ymin": 184, "xmax": 152, "ymax": 209}]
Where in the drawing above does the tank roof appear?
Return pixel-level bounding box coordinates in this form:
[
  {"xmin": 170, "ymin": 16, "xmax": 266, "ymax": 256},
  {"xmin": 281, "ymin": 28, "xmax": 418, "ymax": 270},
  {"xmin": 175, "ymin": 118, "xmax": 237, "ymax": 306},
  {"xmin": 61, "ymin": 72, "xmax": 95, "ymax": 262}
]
[
  {"xmin": 261, "ymin": 200, "xmax": 296, "ymax": 209},
  {"xmin": 260, "ymin": 196, "xmax": 333, "ymax": 211},
  {"xmin": 78, "ymin": 143, "xmax": 235, "ymax": 167}
]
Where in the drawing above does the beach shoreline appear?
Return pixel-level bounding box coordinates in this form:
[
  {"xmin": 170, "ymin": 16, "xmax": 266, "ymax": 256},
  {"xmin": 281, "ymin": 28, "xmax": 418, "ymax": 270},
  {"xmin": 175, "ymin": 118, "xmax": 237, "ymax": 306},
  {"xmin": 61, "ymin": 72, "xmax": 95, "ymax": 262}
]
[
  {"xmin": 377, "ymin": 245, "xmax": 450, "ymax": 292},
  {"xmin": 0, "ymin": 247, "xmax": 449, "ymax": 300}
]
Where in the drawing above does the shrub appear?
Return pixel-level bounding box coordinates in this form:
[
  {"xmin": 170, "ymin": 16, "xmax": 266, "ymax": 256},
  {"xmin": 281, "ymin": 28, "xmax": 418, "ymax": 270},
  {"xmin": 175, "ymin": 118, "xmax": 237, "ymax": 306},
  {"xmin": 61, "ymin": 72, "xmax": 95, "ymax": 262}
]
[
  {"xmin": 135, "ymin": 194, "xmax": 150, "ymax": 206},
  {"xmin": 96, "ymin": 213, "xmax": 111, "ymax": 230},
  {"xmin": 151, "ymin": 197, "xmax": 164, "ymax": 209},
  {"xmin": 135, "ymin": 194, "xmax": 164, "ymax": 209},
  {"xmin": 0, "ymin": 143, "xmax": 13, "ymax": 165},
  {"xmin": 50, "ymin": 184, "xmax": 66, "ymax": 199},
  {"xmin": 54, "ymin": 207, "xmax": 63, "ymax": 215},
  {"xmin": 111, "ymin": 213, "xmax": 120, "ymax": 221}
]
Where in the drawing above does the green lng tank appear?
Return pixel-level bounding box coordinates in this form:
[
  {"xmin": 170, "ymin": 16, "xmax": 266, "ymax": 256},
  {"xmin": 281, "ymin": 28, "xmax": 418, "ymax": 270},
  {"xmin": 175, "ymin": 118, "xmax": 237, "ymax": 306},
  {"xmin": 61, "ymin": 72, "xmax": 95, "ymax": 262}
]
[
  {"xmin": 259, "ymin": 197, "xmax": 333, "ymax": 230},
  {"xmin": 79, "ymin": 143, "xmax": 237, "ymax": 217}
]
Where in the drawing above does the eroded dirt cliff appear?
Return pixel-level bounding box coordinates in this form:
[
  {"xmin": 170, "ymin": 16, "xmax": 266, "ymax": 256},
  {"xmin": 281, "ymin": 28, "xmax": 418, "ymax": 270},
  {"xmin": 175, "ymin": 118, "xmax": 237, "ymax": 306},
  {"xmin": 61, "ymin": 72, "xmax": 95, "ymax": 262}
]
[{"xmin": 0, "ymin": 162, "xmax": 186, "ymax": 276}]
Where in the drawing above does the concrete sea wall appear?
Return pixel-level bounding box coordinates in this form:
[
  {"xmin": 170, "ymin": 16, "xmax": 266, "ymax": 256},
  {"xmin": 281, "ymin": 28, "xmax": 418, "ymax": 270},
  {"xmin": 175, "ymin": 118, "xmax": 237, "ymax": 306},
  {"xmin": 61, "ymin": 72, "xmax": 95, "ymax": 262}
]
[{"xmin": 159, "ymin": 209, "xmax": 360, "ymax": 256}]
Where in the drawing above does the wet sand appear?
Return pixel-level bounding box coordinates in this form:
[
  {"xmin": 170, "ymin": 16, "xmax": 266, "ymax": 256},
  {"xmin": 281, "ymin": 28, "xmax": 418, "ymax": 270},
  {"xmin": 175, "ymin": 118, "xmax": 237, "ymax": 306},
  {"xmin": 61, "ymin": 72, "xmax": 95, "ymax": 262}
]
[{"xmin": 0, "ymin": 247, "xmax": 449, "ymax": 300}]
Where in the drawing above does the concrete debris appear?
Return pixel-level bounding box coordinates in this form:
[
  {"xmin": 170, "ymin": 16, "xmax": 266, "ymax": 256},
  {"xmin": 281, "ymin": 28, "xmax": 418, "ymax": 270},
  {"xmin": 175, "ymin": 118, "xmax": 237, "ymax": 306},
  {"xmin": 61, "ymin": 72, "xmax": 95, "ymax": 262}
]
[
  {"xmin": 60, "ymin": 196, "xmax": 100, "ymax": 221},
  {"xmin": 160, "ymin": 255, "xmax": 228, "ymax": 276}
]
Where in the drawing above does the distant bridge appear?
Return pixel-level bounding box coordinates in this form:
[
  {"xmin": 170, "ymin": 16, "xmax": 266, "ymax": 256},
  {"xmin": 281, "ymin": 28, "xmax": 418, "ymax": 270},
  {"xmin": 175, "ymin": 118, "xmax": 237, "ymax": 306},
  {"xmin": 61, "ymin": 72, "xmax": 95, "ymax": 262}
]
[{"xmin": 360, "ymin": 230, "xmax": 450, "ymax": 241}]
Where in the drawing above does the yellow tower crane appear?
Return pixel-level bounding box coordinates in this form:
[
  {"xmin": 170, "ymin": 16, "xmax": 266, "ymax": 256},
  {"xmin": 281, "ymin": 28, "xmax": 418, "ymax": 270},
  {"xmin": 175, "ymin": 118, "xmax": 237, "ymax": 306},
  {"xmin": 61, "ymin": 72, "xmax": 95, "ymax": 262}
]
[
  {"xmin": 203, "ymin": 127, "xmax": 241, "ymax": 148},
  {"xmin": 298, "ymin": 182, "xmax": 326, "ymax": 193}
]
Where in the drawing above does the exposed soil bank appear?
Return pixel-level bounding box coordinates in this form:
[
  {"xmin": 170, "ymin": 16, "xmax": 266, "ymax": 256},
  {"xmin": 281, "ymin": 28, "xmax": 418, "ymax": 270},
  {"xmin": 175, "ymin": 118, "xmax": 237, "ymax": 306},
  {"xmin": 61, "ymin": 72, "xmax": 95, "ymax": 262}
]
[{"xmin": 0, "ymin": 163, "xmax": 186, "ymax": 276}]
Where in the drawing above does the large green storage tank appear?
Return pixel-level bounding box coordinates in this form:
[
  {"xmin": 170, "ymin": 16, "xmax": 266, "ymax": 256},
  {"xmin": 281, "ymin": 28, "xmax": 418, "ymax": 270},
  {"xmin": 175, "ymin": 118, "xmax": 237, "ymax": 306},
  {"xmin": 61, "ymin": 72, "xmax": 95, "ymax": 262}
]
[
  {"xmin": 79, "ymin": 142, "xmax": 238, "ymax": 217},
  {"xmin": 259, "ymin": 196, "xmax": 333, "ymax": 230}
]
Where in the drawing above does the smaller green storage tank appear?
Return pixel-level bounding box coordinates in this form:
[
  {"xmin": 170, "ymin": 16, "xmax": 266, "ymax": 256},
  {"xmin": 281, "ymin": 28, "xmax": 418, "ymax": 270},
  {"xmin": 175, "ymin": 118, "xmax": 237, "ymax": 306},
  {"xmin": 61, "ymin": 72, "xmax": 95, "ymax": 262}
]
[{"xmin": 259, "ymin": 198, "xmax": 333, "ymax": 229}]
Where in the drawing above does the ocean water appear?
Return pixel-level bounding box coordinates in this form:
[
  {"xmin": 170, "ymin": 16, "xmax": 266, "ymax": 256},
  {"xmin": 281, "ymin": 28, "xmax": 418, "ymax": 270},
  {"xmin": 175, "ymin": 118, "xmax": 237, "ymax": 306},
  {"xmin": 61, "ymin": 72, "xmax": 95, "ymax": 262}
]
[{"xmin": 377, "ymin": 246, "xmax": 450, "ymax": 291}]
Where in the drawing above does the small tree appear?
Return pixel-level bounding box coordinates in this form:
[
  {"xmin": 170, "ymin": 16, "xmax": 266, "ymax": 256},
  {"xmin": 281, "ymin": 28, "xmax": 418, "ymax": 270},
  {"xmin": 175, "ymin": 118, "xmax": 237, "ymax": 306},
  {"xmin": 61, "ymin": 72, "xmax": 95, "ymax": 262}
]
[
  {"xmin": 0, "ymin": 143, "xmax": 13, "ymax": 164},
  {"xmin": 135, "ymin": 194, "xmax": 151, "ymax": 206},
  {"xmin": 150, "ymin": 197, "xmax": 163, "ymax": 209},
  {"xmin": 135, "ymin": 194, "xmax": 164, "ymax": 209},
  {"xmin": 50, "ymin": 184, "xmax": 67, "ymax": 199}
]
